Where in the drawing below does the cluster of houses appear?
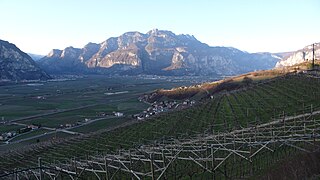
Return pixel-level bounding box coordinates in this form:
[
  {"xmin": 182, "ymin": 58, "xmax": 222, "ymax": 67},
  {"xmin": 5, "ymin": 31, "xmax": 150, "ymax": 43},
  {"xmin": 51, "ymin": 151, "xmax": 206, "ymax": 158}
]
[
  {"xmin": 133, "ymin": 99, "xmax": 196, "ymax": 120},
  {"xmin": 59, "ymin": 123, "xmax": 76, "ymax": 128},
  {"xmin": 0, "ymin": 125, "xmax": 39, "ymax": 141},
  {"xmin": 34, "ymin": 96, "xmax": 46, "ymax": 100},
  {"xmin": 96, "ymin": 111, "xmax": 124, "ymax": 117},
  {"xmin": 0, "ymin": 131, "xmax": 17, "ymax": 141},
  {"xmin": 114, "ymin": 112, "xmax": 124, "ymax": 117}
]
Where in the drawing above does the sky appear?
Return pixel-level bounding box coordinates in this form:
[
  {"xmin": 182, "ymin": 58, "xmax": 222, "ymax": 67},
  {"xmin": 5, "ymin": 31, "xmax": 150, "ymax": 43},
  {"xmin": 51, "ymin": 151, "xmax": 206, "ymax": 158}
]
[{"xmin": 0, "ymin": 0, "xmax": 319, "ymax": 55}]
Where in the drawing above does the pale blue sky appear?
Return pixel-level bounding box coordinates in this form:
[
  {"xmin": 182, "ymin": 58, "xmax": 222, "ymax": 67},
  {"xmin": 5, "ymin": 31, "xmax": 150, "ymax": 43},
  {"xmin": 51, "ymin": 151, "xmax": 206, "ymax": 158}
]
[{"xmin": 0, "ymin": 0, "xmax": 319, "ymax": 54}]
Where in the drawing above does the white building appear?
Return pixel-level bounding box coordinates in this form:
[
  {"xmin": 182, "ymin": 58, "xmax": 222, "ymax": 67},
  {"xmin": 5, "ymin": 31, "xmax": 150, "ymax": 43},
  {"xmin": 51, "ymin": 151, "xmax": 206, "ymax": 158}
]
[{"xmin": 114, "ymin": 112, "xmax": 124, "ymax": 117}]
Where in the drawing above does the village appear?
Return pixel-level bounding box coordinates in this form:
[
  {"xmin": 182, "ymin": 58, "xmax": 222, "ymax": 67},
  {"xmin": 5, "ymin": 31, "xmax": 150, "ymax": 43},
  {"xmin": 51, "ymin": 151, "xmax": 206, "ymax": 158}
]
[
  {"xmin": 0, "ymin": 124, "xmax": 39, "ymax": 142},
  {"xmin": 0, "ymin": 97, "xmax": 196, "ymax": 143},
  {"xmin": 134, "ymin": 98, "xmax": 196, "ymax": 120}
]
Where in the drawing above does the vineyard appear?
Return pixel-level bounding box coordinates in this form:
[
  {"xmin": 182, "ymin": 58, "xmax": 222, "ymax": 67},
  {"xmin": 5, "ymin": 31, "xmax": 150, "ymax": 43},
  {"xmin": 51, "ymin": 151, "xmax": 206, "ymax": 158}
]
[{"xmin": 0, "ymin": 72, "xmax": 320, "ymax": 179}]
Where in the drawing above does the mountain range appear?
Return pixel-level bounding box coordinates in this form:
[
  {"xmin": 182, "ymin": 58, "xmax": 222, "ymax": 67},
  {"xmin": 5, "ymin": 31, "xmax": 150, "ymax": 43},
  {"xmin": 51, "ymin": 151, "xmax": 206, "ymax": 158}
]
[
  {"xmin": 0, "ymin": 40, "xmax": 50, "ymax": 81},
  {"xmin": 3, "ymin": 29, "xmax": 314, "ymax": 81},
  {"xmin": 38, "ymin": 29, "xmax": 280, "ymax": 76}
]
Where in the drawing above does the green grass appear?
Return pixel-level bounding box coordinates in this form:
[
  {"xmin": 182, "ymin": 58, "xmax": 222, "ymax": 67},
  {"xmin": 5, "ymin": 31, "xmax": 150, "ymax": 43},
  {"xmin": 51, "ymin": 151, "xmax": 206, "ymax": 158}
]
[{"xmin": 72, "ymin": 117, "xmax": 130, "ymax": 133}]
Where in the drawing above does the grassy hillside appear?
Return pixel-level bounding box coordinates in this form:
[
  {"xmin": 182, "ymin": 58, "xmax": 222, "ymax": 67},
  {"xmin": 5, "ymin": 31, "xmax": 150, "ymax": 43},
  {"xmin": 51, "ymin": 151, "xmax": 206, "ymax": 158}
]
[{"xmin": 144, "ymin": 61, "xmax": 320, "ymax": 102}]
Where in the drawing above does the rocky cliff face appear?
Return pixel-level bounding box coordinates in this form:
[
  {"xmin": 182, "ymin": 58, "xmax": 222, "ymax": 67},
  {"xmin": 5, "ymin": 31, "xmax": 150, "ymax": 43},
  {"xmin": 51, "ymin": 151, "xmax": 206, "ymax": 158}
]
[
  {"xmin": 0, "ymin": 40, "xmax": 50, "ymax": 81},
  {"xmin": 275, "ymin": 43, "xmax": 320, "ymax": 68},
  {"xmin": 38, "ymin": 29, "xmax": 279, "ymax": 75}
]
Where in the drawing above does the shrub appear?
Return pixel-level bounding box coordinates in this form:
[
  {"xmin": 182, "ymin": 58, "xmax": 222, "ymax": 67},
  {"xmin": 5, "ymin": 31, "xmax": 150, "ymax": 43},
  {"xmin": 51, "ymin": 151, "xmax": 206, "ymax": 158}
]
[{"xmin": 242, "ymin": 76, "xmax": 253, "ymax": 85}]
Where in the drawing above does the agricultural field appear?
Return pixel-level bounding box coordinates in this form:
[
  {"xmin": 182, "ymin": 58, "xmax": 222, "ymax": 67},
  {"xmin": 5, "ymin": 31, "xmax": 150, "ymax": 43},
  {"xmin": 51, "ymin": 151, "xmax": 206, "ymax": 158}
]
[
  {"xmin": 0, "ymin": 75, "xmax": 215, "ymax": 149},
  {"xmin": 0, "ymin": 72, "xmax": 319, "ymax": 179}
]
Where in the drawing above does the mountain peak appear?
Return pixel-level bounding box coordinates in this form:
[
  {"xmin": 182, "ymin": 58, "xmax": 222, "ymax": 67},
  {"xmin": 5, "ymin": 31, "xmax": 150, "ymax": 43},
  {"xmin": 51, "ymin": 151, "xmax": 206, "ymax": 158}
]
[
  {"xmin": 147, "ymin": 28, "xmax": 159, "ymax": 35},
  {"xmin": 61, "ymin": 47, "xmax": 81, "ymax": 59},
  {"xmin": 47, "ymin": 49, "xmax": 62, "ymax": 58}
]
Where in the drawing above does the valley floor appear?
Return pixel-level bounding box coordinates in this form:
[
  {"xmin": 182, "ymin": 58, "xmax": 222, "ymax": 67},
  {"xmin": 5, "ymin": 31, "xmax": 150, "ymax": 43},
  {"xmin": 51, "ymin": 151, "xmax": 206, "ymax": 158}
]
[{"xmin": 0, "ymin": 75, "xmax": 215, "ymax": 151}]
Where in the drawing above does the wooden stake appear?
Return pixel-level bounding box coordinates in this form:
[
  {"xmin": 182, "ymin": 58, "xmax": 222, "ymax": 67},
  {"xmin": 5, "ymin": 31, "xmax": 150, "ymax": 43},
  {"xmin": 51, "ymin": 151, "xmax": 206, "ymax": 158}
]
[
  {"xmin": 129, "ymin": 150, "xmax": 133, "ymax": 180},
  {"xmin": 211, "ymin": 147, "xmax": 216, "ymax": 180},
  {"xmin": 105, "ymin": 156, "xmax": 109, "ymax": 180},
  {"xmin": 38, "ymin": 157, "xmax": 42, "ymax": 180},
  {"xmin": 14, "ymin": 168, "xmax": 17, "ymax": 180},
  {"xmin": 162, "ymin": 150, "xmax": 167, "ymax": 179},
  {"xmin": 150, "ymin": 153, "xmax": 155, "ymax": 180}
]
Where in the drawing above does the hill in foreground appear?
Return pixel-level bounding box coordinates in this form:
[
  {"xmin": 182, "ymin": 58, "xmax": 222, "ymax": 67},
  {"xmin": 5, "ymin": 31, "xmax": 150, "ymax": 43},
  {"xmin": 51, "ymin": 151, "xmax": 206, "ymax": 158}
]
[{"xmin": 143, "ymin": 60, "xmax": 320, "ymax": 102}]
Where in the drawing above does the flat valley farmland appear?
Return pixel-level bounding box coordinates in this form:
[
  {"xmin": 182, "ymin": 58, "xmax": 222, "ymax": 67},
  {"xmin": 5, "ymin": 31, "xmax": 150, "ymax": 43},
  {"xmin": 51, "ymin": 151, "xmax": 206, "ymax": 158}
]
[{"xmin": 0, "ymin": 75, "xmax": 214, "ymax": 150}]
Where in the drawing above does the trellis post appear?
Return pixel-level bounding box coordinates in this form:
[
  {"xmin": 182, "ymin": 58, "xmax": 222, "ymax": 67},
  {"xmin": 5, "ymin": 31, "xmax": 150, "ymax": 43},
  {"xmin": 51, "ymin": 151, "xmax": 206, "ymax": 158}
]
[
  {"xmin": 74, "ymin": 157, "xmax": 77, "ymax": 177},
  {"xmin": 162, "ymin": 149, "xmax": 167, "ymax": 179},
  {"xmin": 14, "ymin": 168, "xmax": 17, "ymax": 180},
  {"xmin": 211, "ymin": 146, "xmax": 216, "ymax": 180},
  {"xmin": 38, "ymin": 157, "xmax": 42, "ymax": 180},
  {"xmin": 150, "ymin": 153, "xmax": 155, "ymax": 180},
  {"xmin": 249, "ymin": 137, "xmax": 253, "ymax": 175},
  {"xmin": 105, "ymin": 156, "xmax": 109, "ymax": 180}
]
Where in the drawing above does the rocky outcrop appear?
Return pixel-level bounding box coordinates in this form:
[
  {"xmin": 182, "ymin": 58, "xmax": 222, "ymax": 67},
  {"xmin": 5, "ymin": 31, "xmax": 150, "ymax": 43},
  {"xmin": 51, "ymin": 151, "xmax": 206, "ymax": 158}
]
[
  {"xmin": 38, "ymin": 29, "xmax": 279, "ymax": 76},
  {"xmin": 275, "ymin": 43, "xmax": 320, "ymax": 68},
  {"xmin": 0, "ymin": 40, "xmax": 50, "ymax": 81}
]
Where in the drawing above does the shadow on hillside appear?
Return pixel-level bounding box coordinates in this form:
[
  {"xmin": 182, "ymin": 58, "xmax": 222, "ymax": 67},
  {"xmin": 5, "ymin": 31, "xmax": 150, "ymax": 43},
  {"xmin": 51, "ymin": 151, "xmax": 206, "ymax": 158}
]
[{"xmin": 260, "ymin": 150, "xmax": 320, "ymax": 180}]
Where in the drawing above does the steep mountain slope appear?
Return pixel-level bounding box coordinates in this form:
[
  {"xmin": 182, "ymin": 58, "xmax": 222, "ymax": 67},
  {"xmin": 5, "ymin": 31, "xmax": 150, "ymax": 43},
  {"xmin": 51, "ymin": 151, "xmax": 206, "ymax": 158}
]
[
  {"xmin": 276, "ymin": 43, "xmax": 320, "ymax": 68},
  {"xmin": 0, "ymin": 40, "xmax": 50, "ymax": 81},
  {"xmin": 38, "ymin": 29, "xmax": 279, "ymax": 75}
]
